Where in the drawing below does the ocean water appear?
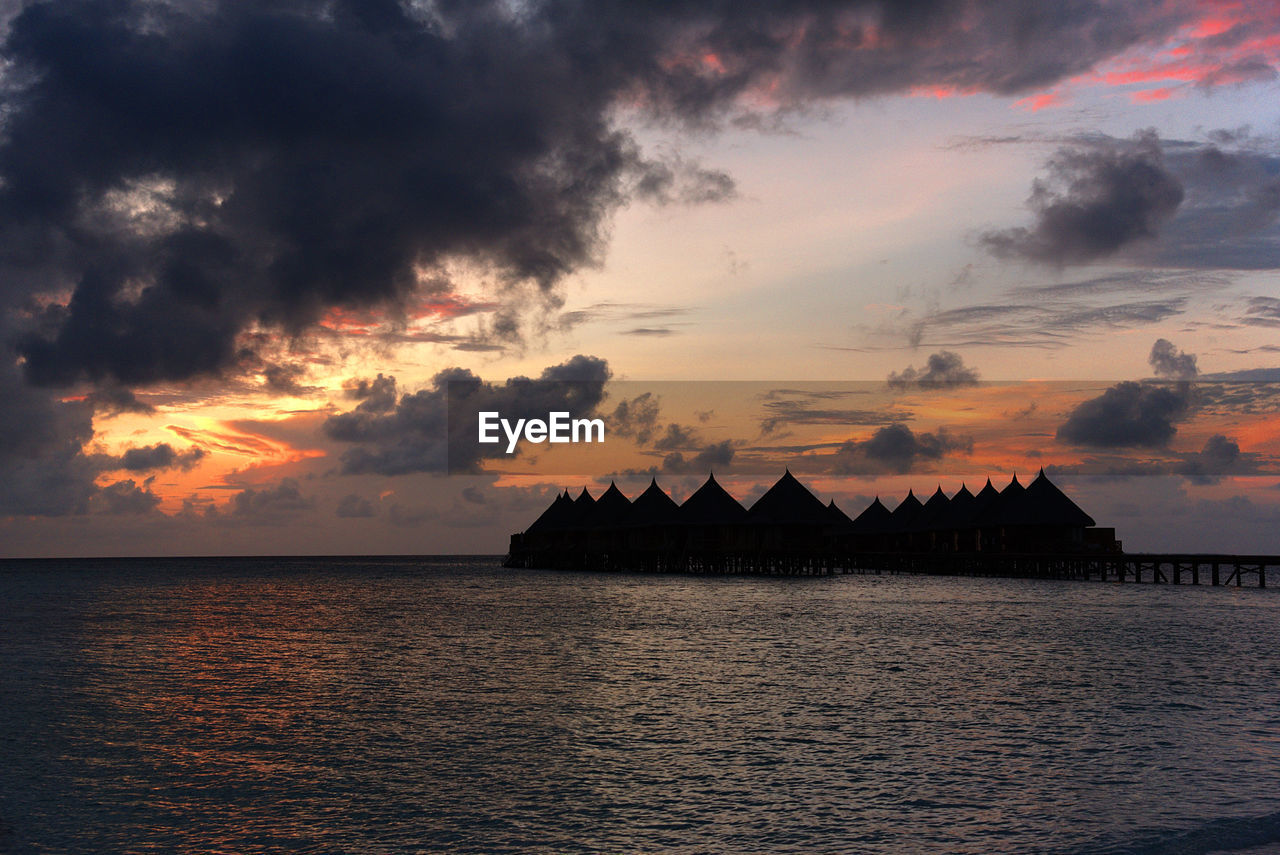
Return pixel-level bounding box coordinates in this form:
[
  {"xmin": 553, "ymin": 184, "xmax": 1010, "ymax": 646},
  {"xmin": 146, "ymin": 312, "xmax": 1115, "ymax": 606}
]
[{"xmin": 1, "ymin": 557, "xmax": 1278, "ymax": 854}]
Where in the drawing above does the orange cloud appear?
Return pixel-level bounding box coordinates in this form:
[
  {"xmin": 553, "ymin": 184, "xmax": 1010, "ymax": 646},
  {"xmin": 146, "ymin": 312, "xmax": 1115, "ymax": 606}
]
[
  {"xmin": 1131, "ymin": 86, "xmax": 1177, "ymax": 102},
  {"xmin": 1014, "ymin": 91, "xmax": 1066, "ymax": 112},
  {"xmin": 167, "ymin": 424, "xmax": 326, "ymax": 464}
]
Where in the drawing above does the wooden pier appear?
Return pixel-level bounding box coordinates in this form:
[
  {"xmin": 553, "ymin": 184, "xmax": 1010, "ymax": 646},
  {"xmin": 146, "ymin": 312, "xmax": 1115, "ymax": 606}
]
[
  {"xmin": 510, "ymin": 549, "xmax": 1277, "ymax": 588},
  {"xmin": 506, "ymin": 472, "xmax": 1276, "ymax": 588},
  {"xmin": 832, "ymin": 551, "xmax": 1274, "ymax": 588}
]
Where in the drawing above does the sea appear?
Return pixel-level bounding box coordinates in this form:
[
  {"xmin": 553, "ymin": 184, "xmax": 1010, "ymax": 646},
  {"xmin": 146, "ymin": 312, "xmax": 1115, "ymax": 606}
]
[{"xmin": 1, "ymin": 555, "xmax": 1278, "ymax": 855}]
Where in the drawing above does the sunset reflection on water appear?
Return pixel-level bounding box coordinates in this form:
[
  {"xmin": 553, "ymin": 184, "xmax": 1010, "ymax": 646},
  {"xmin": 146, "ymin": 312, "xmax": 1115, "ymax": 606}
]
[{"xmin": 2, "ymin": 556, "xmax": 1279, "ymax": 853}]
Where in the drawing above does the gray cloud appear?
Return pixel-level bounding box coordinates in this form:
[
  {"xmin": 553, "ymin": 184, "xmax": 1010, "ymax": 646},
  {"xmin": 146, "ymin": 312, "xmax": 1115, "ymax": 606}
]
[
  {"xmin": 652, "ymin": 422, "xmax": 702, "ymax": 452},
  {"xmin": 323, "ymin": 355, "xmax": 610, "ymax": 475},
  {"xmin": 633, "ymin": 157, "xmax": 736, "ymax": 206},
  {"xmin": 661, "ymin": 440, "xmax": 735, "ymax": 474},
  {"xmin": 982, "ymin": 130, "xmax": 1184, "ymax": 265},
  {"xmin": 118, "ymin": 443, "xmax": 206, "ymax": 473},
  {"xmin": 92, "ymin": 478, "xmax": 162, "ymax": 515},
  {"xmin": 0, "ymin": 0, "xmax": 1223, "ymax": 396},
  {"xmin": 1177, "ymin": 434, "xmax": 1242, "ymax": 484},
  {"xmin": 984, "ymin": 130, "xmax": 1280, "ymax": 270},
  {"xmin": 832, "ymin": 423, "xmax": 972, "ymax": 474},
  {"xmin": 887, "ymin": 351, "xmax": 979, "ymax": 390},
  {"xmin": 1149, "ymin": 338, "xmax": 1198, "ymax": 379},
  {"xmin": 905, "ymin": 298, "xmax": 1187, "ymax": 349},
  {"xmin": 1056, "ymin": 380, "xmax": 1192, "ymax": 448},
  {"xmin": 232, "ymin": 478, "xmax": 316, "ymax": 520},
  {"xmin": 336, "ymin": 493, "xmax": 376, "ymax": 518},
  {"xmin": 607, "ymin": 392, "xmax": 662, "ymax": 445},
  {"xmin": 0, "ymin": 360, "xmax": 97, "ymax": 516},
  {"xmin": 759, "ymin": 388, "xmax": 898, "ymax": 434},
  {"xmin": 1241, "ymin": 296, "xmax": 1280, "ymax": 328}
]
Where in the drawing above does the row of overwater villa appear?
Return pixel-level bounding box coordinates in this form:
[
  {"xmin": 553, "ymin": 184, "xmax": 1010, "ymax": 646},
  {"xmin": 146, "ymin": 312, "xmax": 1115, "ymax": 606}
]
[{"xmin": 504, "ymin": 469, "xmax": 1121, "ymax": 574}]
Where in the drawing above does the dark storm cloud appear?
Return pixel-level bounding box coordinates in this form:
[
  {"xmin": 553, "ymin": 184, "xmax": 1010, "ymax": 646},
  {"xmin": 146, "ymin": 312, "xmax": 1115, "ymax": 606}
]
[
  {"xmin": 92, "ymin": 478, "xmax": 162, "ymax": 515},
  {"xmin": 0, "ymin": 359, "xmax": 97, "ymax": 515},
  {"xmin": 117, "ymin": 442, "xmax": 205, "ymax": 473},
  {"xmin": 981, "ymin": 130, "xmax": 1184, "ymax": 265},
  {"xmin": 887, "ymin": 351, "xmax": 979, "ymax": 390},
  {"xmin": 345, "ymin": 374, "xmax": 399, "ymax": 412},
  {"xmin": 832, "ymin": 423, "xmax": 971, "ymax": 474},
  {"xmin": 261, "ymin": 363, "xmax": 323, "ymax": 397},
  {"xmin": 323, "ymin": 355, "xmax": 610, "ymax": 475},
  {"xmin": 0, "ymin": 0, "xmax": 1213, "ymax": 391},
  {"xmin": 85, "ymin": 385, "xmax": 154, "ymax": 415},
  {"xmin": 983, "ymin": 130, "xmax": 1280, "ymax": 270},
  {"xmin": 1056, "ymin": 381, "xmax": 1192, "ymax": 448}
]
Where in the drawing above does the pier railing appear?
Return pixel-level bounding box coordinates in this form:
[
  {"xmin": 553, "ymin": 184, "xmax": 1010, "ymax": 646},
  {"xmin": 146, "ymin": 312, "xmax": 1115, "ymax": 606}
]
[{"xmin": 504, "ymin": 548, "xmax": 1276, "ymax": 587}]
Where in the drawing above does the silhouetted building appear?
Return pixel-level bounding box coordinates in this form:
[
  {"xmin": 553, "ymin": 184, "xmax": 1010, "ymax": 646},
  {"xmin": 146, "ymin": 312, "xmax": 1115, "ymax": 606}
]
[{"xmin": 504, "ymin": 469, "xmax": 1119, "ymax": 571}]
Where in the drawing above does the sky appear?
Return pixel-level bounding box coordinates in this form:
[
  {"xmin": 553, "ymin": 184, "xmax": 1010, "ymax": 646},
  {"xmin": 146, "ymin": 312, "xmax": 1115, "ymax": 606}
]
[{"xmin": 2, "ymin": 0, "xmax": 1280, "ymax": 557}]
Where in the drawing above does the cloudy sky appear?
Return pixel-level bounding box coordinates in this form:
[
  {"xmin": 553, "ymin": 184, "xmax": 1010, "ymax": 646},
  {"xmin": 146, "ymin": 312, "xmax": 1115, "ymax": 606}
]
[{"xmin": 3, "ymin": 0, "xmax": 1280, "ymax": 556}]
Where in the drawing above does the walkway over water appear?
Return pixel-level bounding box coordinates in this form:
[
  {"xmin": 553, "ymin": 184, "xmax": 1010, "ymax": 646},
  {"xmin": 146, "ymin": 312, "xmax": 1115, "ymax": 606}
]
[{"xmin": 508, "ymin": 550, "xmax": 1276, "ymax": 588}]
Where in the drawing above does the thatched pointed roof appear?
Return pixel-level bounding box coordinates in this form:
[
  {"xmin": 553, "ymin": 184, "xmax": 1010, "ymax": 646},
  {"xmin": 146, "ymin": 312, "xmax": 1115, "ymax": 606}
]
[
  {"xmin": 935, "ymin": 483, "xmax": 976, "ymax": 529},
  {"xmin": 626, "ymin": 478, "xmax": 679, "ymax": 526},
  {"xmin": 827, "ymin": 499, "xmax": 853, "ymax": 527},
  {"xmin": 969, "ymin": 477, "xmax": 1000, "ymax": 523},
  {"xmin": 588, "ymin": 481, "xmax": 632, "ymax": 527},
  {"xmin": 1022, "ymin": 469, "xmax": 1095, "ymax": 527},
  {"xmin": 911, "ymin": 485, "xmax": 951, "ymax": 532},
  {"xmin": 525, "ymin": 490, "xmax": 573, "ymax": 533},
  {"xmin": 889, "ymin": 489, "xmax": 923, "ymax": 531},
  {"xmin": 559, "ymin": 486, "xmax": 596, "ymax": 527},
  {"xmin": 748, "ymin": 469, "xmax": 830, "ymax": 525},
  {"xmin": 679, "ymin": 473, "xmax": 747, "ymax": 525},
  {"xmin": 850, "ymin": 496, "xmax": 892, "ymax": 533},
  {"xmin": 974, "ymin": 474, "xmax": 1025, "ymax": 526}
]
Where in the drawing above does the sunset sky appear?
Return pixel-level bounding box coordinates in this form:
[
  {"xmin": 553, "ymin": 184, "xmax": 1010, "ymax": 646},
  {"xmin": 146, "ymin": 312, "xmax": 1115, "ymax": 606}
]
[{"xmin": 2, "ymin": 0, "xmax": 1280, "ymax": 556}]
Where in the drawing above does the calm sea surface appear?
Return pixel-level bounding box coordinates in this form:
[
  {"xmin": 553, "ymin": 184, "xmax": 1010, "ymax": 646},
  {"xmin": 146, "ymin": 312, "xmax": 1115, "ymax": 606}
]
[{"xmin": 1, "ymin": 556, "xmax": 1278, "ymax": 854}]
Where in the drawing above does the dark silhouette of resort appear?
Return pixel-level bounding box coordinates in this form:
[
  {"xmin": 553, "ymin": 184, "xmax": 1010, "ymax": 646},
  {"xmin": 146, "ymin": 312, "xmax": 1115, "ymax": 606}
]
[
  {"xmin": 505, "ymin": 470, "xmax": 1277, "ymax": 586},
  {"xmin": 505, "ymin": 469, "xmax": 1122, "ymax": 574}
]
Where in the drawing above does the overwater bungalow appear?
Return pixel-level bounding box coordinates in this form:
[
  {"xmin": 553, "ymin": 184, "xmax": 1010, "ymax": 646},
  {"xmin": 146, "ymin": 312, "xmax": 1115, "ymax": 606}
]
[{"xmin": 504, "ymin": 469, "xmax": 1120, "ymax": 572}]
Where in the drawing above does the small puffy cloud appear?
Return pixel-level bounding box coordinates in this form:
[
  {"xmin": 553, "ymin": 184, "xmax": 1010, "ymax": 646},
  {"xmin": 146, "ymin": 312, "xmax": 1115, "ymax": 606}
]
[
  {"xmin": 662, "ymin": 441, "xmax": 735, "ymax": 474},
  {"xmin": 652, "ymin": 422, "xmax": 702, "ymax": 452},
  {"xmin": 887, "ymin": 351, "xmax": 980, "ymax": 390},
  {"xmin": 118, "ymin": 443, "xmax": 205, "ymax": 472},
  {"xmin": 1176, "ymin": 434, "xmax": 1242, "ymax": 484},
  {"xmin": 1056, "ymin": 381, "xmax": 1191, "ymax": 448},
  {"xmin": 608, "ymin": 393, "xmax": 662, "ymax": 445},
  {"xmin": 832, "ymin": 424, "xmax": 972, "ymax": 474},
  {"xmin": 232, "ymin": 478, "xmax": 315, "ymax": 520},
  {"xmin": 1149, "ymin": 338, "xmax": 1198, "ymax": 379}
]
